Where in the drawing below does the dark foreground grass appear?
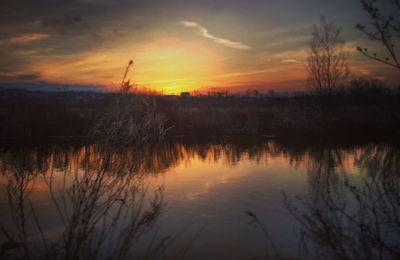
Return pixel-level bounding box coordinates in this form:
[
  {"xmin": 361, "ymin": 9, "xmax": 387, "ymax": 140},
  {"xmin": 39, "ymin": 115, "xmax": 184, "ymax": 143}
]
[{"xmin": 1, "ymin": 89, "xmax": 399, "ymax": 140}]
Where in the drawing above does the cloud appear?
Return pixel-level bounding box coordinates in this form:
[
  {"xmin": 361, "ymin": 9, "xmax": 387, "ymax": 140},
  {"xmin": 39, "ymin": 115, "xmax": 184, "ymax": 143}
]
[
  {"xmin": 352, "ymin": 67, "xmax": 371, "ymax": 76},
  {"xmin": 14, "ymin": 49, "xmax": 38, "ymax": 56},
  {"xmin": 281, "ymin": 59, "xmax": 301, "ymax": 64},
  {"xmin": 9, "ymin": 33, "xmax": 49, "ymax": 44},
  {"xmin": 0, "ymin": 72, "xmax": 41, "ymax": 82},
  {"xmin": 181, "ymin": 21, "xmax": 250, "ymax": 50}
]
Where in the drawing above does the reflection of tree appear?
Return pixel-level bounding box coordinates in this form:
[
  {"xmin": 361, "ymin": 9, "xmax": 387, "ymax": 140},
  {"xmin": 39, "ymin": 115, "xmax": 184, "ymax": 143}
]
[
  {"xmin": 1, "ymin": 139, "xmax": 389, "ymax": 176},
  {"xmin": 355, "ymin": 143, "xmax": 400, "ymax": 179},
  {"xmin": 0, "ymin": 145, "xmax": 165, "ymax": 260},
  {"xmin": 3, "ymin": 139, "xmax": 400, "ymax": 259},
  {"xmin": 2, "ymin": 164, "xmax": 37, "ymax": 257},
  {"xmin": 0, "ymin": 139, "xmax": 379, "ymax": 179},
  {"xmin": 0, "ymin": 143, "xmax": 185, "ymax": 178},
  {"xmin": 305, "ymin": 145, "xmax": 346, "ymax": 201},
  {"xmin": 181, "ymin": 141, "xmax": 268, "ymax": 165},
  {"xmin": 284, "ymin": 143, "xmax": 400, "ymax": 259}
]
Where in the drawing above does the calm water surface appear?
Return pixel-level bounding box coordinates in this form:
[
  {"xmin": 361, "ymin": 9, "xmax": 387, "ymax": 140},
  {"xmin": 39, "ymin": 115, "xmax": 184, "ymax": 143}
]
[{"xmin": 1, "ymin": 139, "xmax": 399, "ymax": 259}]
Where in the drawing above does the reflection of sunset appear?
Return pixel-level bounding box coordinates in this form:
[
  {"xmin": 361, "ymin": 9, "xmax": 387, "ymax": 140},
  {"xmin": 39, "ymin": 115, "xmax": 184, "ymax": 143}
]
[
  {"xmin": 0, "ymin": 141, "xmax": 389, "ymax": 206},
  {"xmin": 148, "ymin": 151, "xmax": 302, "ymax": 202},
  {"xmin": 1, "ymin": 140, "xmax": 397, "ymax": 260}
]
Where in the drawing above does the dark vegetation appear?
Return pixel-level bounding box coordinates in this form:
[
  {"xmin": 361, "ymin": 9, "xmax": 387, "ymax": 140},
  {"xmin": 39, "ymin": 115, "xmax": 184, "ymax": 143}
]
[{"xmin": 1, "ymin": 80, "xmax": 400, "ymax": 140}]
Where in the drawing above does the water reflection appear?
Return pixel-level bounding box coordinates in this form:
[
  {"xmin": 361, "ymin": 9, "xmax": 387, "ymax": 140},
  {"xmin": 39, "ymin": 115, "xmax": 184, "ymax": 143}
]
[
  {"xmin": 0, "ymin": 144, "xmax": 164, "ymax": 260},
  {"xmin": 0, "ymin": 139, "xmax": 399, "ymax": 259},
  {"xmin": 284, "ymin": 142, "xmax": 400, "ymax": 259}
]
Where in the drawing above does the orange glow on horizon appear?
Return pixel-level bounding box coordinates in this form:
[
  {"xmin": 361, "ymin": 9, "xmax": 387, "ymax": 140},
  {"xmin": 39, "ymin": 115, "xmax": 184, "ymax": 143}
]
[
  {"xmin": 32, "ymin": 37, "xmax": 226, "ymax": 93},
  {"xmin": 134, "ymin": 38, "xmax": 224, "ymax": 93},
  {"xmin": 14, "ymin": 35, "xmax": 397, "ymax": 94}
]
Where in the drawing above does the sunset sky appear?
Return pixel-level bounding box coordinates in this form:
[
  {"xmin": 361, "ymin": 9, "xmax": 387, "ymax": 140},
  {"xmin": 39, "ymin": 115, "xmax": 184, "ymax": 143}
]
[{"xmin": 0, "ymin": 0, "xmax": 398, "ymax": 94}]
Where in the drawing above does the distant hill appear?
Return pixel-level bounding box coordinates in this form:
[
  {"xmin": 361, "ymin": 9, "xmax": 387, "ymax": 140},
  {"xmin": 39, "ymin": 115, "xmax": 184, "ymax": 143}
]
[{"xmin": 0, "ymin": 82, "xmax": 107, "ymax": 93}]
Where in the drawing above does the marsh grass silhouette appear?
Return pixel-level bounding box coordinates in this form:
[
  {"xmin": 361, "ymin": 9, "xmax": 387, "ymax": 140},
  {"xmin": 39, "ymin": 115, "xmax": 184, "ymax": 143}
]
[
  {"xmin": 89, "ymin": 94, "xmax": 169, "ymax": 146},
  {"xmin": 89, "ymin": 61, "xmax": 170, "ymax": 146},
  {"xmin": 1, "ymin": 82, "xmax": 400, "ymax": 139}
]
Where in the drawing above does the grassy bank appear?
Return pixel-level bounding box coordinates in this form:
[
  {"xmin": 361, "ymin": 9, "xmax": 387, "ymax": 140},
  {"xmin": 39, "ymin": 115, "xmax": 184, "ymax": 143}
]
[{"xmin": 1, "ymin": 89, "xmax": 399, "ymax": 139}]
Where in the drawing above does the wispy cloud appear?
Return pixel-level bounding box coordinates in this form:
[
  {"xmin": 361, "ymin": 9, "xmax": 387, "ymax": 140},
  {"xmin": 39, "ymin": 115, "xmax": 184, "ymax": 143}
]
[
  {"xmin": 9, "ymin": 33, "xmax": 49, "ymax": 44},
  {"xmin": 0, "ymin": 72, "xmax": 41, "ymax": 82},
  {"xmin": 281, "ymin": 59, "xmax": 301, "ymax": 64},
  {"xmin": 181, "ymin": 21, "xmax": 250, "ymax": 50}
]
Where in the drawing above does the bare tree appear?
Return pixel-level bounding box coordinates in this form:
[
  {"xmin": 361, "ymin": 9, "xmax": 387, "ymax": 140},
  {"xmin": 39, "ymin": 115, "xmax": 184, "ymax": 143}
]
[
  {"xmin": 356, "ymin": 0, "xmax": 400, "ymax": 70},
  {"xmin": 306, "ymin": 17, "xmax": 350, "ymax": 96}
]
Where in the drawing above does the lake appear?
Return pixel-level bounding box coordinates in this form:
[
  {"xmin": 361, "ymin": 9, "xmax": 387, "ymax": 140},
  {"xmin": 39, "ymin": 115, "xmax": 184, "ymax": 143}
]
[{"xmin": 1, "ymin": 138, "xmax": 399, "ymax": 259}]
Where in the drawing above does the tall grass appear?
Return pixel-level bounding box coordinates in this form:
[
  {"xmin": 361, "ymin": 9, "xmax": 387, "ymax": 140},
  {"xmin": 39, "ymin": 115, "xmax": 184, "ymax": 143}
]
[{"xmin": 89, "ymin": 61, "xmax": 170, "ymax": 146}]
